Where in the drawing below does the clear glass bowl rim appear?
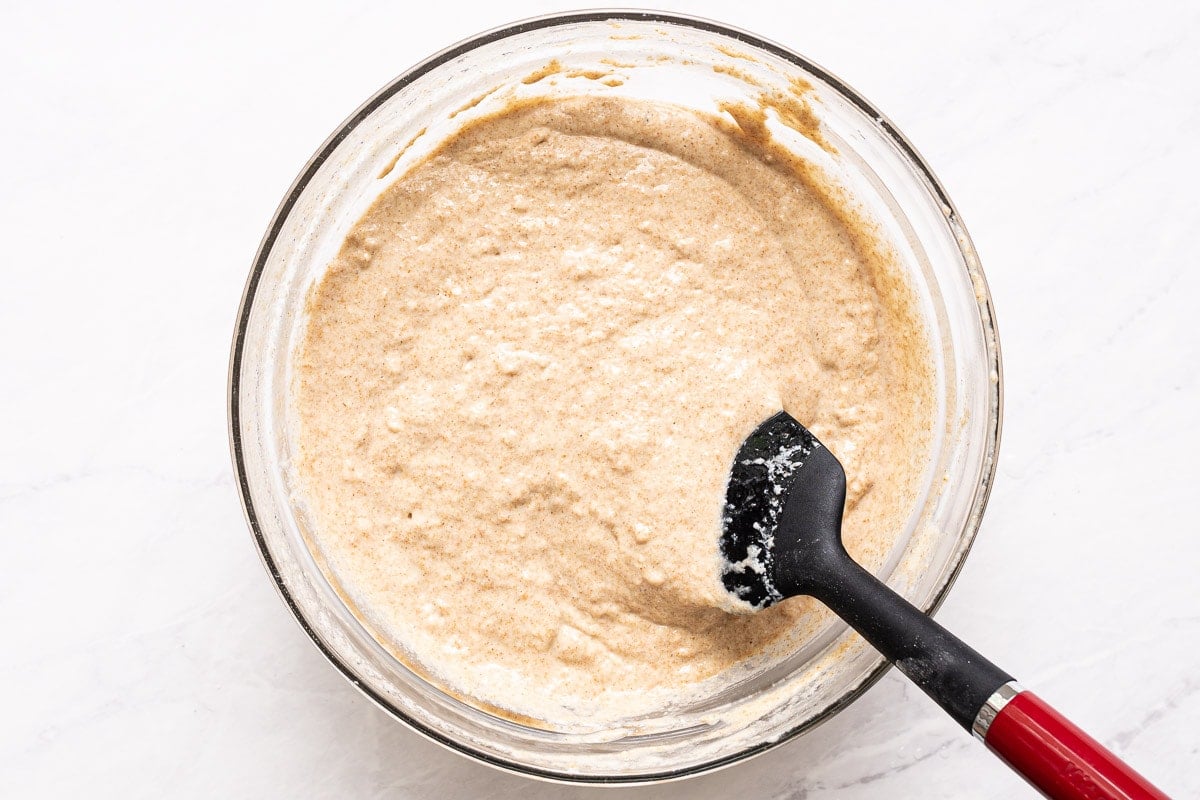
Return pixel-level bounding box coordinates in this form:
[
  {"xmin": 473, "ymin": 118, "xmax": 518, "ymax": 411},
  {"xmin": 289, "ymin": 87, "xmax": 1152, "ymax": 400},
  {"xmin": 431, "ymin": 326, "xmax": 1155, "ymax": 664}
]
[{"xmin": 227, "ymin": 8, "xmax": 1003, "ymax": 784}]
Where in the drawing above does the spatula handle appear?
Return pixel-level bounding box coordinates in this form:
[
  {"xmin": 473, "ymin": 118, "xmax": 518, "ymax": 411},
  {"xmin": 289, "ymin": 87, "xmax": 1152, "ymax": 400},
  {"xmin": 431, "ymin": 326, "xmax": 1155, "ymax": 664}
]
[
  {"xmin": 977, "ymin": 685, "xmax": 1170, "ymax": 800},
  {"xmin": 808, "ymin": 557, "xmax": 1171, "ymax": 799}
]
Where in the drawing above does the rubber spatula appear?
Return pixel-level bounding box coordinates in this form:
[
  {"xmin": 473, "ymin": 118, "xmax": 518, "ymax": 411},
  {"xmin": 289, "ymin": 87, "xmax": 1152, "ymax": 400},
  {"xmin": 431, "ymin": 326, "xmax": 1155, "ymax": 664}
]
[{"xmin": 722, "ymin": 411, "xmax": 1170, "ymax": 800}]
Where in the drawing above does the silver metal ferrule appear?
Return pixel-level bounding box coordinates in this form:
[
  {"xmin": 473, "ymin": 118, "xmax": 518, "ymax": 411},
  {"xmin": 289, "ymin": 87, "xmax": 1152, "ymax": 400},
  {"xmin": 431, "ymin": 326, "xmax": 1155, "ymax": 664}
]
[{"xmin": 971, "ymin": 681, "xmax": 1024, "ymax": 742}]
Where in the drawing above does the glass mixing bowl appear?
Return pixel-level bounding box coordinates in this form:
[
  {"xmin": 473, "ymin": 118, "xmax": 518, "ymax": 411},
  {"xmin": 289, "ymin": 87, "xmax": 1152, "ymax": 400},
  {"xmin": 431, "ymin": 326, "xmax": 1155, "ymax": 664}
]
[{"xmin": 228, "ymin": 10, "xmax": 1002, "ymax": 783}]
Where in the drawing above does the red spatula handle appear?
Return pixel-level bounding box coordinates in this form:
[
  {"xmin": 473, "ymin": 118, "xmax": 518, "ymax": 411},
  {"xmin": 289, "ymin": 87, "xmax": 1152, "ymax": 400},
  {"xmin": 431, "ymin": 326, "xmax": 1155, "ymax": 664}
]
[{"xmin": 979, "ymin": 685, "xmax": 1170, "ymax": 800}]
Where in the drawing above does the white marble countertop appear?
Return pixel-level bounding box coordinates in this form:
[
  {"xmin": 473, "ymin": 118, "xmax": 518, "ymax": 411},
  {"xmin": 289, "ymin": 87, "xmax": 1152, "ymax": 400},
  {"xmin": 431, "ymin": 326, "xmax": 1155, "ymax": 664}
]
[{"xmin": 3, "ymin": 1, "xmax": 1197, "ymax": 797}]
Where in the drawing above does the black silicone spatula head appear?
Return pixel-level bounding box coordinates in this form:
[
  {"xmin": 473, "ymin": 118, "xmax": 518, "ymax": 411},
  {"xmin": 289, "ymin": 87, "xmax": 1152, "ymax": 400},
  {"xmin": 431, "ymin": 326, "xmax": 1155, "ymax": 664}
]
[{"xmin": 720, "ymin": 410, "xmax": 847, "ymax": 608}]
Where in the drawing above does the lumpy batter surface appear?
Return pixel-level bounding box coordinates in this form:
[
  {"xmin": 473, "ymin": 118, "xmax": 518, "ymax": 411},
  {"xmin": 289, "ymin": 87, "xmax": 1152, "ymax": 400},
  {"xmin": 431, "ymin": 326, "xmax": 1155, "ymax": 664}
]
[{"xmin": 294, "ymin": 96, "xmax": 931, "ymax": 723}]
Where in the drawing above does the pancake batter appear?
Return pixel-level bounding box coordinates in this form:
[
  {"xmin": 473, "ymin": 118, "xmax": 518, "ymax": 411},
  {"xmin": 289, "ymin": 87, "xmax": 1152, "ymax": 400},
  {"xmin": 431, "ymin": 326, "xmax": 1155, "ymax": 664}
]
[{"xmin": 293, "ymin": 95, "xmax": 932, "ymax": 724}]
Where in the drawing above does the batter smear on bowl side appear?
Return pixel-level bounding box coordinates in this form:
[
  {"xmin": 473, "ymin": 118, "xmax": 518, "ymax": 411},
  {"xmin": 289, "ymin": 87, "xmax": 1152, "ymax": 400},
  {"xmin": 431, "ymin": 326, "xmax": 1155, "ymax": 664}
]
[{"xmin": 293, "ymin": 95, "xmax": 933, "ymax": 724}]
